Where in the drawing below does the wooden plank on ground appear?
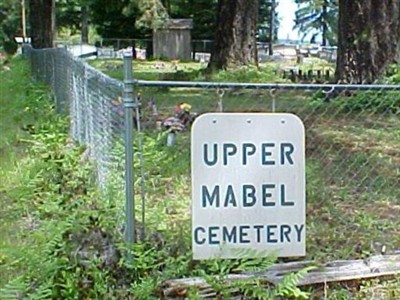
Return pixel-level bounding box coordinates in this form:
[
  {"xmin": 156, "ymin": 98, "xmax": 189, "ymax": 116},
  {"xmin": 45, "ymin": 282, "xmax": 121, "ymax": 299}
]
[{"xmin": 162, "ymin": 254, "xmax": 400, "ymax": 299}]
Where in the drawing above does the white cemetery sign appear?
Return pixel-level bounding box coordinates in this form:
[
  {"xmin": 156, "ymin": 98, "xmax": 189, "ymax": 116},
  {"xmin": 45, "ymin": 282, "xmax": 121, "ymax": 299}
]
[{"xmin": 191, "ymin": 113, "xmax": 306, "ymax": 259}]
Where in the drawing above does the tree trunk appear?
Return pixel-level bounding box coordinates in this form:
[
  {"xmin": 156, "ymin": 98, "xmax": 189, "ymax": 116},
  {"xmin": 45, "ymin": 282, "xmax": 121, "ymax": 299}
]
[
  {"xmin": 81, "ymin": 5, "xmax": 89, "ymax": 44},
  {"xmin": 208, "ymin": 0, "xmax": 259, "ymax": 70},
  {"xmin": 29, "ymin": 0, "xmax": 55, "ymax": 48},
  {"xmin": 335, "ymin": 0, "xmax": 400, "ymax": 83}
]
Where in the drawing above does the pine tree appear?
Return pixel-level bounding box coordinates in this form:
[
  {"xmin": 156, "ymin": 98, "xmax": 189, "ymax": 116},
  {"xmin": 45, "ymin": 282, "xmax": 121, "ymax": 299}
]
[{"xmin": 294, "ymin": 0, "xmax": 338, "ymax": 46}]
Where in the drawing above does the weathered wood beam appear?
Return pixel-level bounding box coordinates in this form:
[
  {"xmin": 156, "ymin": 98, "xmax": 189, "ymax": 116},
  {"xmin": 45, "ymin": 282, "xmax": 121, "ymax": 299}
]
[{"xmin": 162, "ymin": 254, "xmax": 400, "ymax": 298}]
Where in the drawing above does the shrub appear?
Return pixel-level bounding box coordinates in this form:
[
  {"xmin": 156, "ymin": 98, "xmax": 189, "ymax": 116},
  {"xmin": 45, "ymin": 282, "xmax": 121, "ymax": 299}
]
[{"xmin": 3, "ymin": 39, "xmax": 18, "ymax": 56}]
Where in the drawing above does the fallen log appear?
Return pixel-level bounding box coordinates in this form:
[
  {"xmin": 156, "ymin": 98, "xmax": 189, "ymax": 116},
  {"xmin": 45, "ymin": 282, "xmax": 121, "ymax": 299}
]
[{"xmin": 162, "ymin": 254, "xmax": 400, "ymax": 298}]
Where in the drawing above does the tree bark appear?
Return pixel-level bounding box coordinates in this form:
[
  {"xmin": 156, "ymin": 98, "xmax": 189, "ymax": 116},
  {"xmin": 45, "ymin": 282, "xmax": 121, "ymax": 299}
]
[
  {"xmin": 81, "ymin": 5, "xmax": 89, "ymax": 44},
  {"xmin": 335, "ymin": 0, "xmax": 400, "ymax": 83},
  {"xmin": 29, "ymin": 0, "xmax": 55, "ymax": 48},
  {"xmin": 208, "ymin": 0, "xmax": 259, "ymax": 70}
]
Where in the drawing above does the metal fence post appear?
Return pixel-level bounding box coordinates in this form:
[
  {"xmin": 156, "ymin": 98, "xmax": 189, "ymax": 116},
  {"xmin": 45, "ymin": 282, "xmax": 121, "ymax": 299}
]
[{"xmin": 123, "ymin": 52, "xmax": 135, "ymax": 246}]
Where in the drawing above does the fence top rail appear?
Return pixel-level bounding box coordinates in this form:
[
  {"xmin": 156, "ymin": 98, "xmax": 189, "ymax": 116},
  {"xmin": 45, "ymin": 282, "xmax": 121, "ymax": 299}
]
[{"xmin": 135, "ymin": 80, "xmax": 400, "ymax": 91}]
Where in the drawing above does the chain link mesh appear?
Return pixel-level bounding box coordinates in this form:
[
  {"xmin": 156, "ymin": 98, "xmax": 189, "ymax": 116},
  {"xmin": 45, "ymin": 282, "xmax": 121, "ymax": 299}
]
[
  {"xmin": 137, "ymin": 84, "xmax": 399, "ymax": 200},
  {"xmin": 27, "ymin": 47, "xmax": 124, "ymax": 189}
]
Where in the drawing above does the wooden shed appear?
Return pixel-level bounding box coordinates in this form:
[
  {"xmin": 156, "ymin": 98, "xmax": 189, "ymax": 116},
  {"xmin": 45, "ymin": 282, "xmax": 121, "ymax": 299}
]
[{"xmin": 153, "ymin": 19, "xmax": 193, "ymax": 60}]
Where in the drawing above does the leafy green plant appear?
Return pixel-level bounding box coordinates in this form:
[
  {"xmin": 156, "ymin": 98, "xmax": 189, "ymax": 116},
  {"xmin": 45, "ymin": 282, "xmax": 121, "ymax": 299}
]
[{"xmin": 274, "ymin": 266, "xmax": 315, "ymax": 299}]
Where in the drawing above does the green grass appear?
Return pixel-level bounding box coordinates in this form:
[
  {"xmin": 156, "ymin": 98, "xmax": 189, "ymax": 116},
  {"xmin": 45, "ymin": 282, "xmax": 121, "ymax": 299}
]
[
  {"xmin": 0, "ymin": 58, "xmax": 28, "ymax": 173},
  {"xmin": 0, "ymin": 56, "xmax": 55, "ymax": 286},
  {"xmin": 0, "ymin": 58, "xmax": 53, "ymax": 174}
]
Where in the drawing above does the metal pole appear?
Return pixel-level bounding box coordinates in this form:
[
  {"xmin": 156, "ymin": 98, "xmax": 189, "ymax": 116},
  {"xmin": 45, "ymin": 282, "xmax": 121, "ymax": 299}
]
[
  {"xmin": 270, "ymin": 89, "xmax": 276, "ymax": 112},
  {"xmin": 134, "ymin": 97, "xmax": 146, "ymax": 238},
  {"xmin": 21, "ymin": 0, "xmax": 26, "ymax": 39},
  {"xmin": 123, "ymin": 52, "xmax": 135, "ymax": 246}
]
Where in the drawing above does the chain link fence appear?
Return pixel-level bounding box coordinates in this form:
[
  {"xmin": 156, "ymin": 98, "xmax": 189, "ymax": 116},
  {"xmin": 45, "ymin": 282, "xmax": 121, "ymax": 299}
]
[
  {"xmin": 26, "ymin": 47, "xmax": 400, "ymax": 257},
  {"xmin": 138, "ymin": 80, "xmax": 400, "ymax": 197},
  {"xmin": 134, "ymin": 81, "xmax": 400, "ymax": 257},
  {"xmin": 135, "ymin": 81, "xmax": 399, "ymax": 198},
  {"xmin": 27, "ymin": 47, "xmax": 124, "ymax": 189}
]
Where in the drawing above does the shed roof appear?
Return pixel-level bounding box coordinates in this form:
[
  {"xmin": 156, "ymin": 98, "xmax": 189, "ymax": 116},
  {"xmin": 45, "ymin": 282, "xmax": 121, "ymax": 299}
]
[{"xmin": 163, "ymin": 19, "xmax": 193, "ymax": 30}]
